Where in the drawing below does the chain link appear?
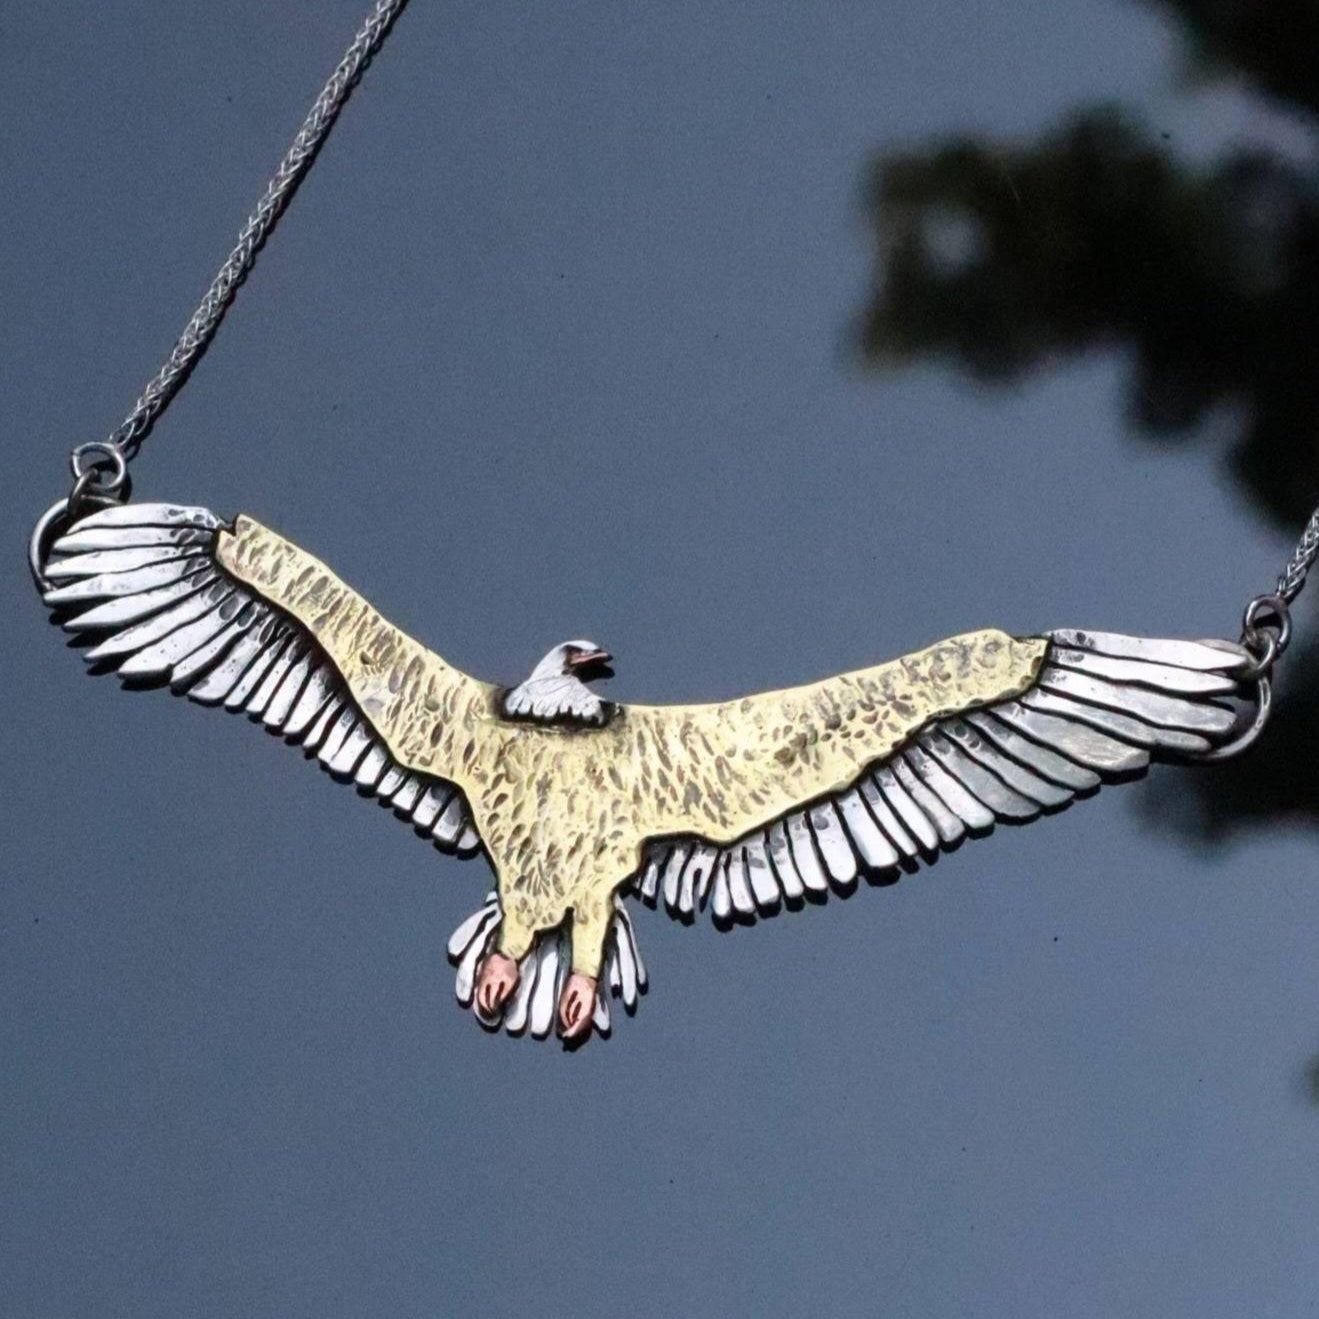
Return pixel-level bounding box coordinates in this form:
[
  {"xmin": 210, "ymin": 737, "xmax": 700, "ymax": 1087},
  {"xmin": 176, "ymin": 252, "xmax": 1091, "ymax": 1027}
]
[
  {"xmin": 1204, "ymin": 500, "xmax": 1319, "ymax": 760},
  {"xmin": 1226, "ymin": 499, "xmax": 1319, "ymax": 684},
  {"xmin": 100, "ymin": 0, "xmax": 410, "ymax": 465},
  {"xmin": 1170, "ymin": 482, "xmax": 1319, "ymax": 762},
  {"xmin": 1275, "ymin": 503, "xmax": 1319, "ymax": 606},
  {"xmin": 60, "ymin": 0, "xmax": 1319, "ymax": 637},
  {"xmin": 39, "ymin": 0, "xmax": 1319, "ymax": 767}
]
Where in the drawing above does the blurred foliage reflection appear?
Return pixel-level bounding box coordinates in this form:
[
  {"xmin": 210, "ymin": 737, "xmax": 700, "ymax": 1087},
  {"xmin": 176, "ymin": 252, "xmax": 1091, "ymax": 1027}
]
[{"xmin": 859, "ymin": 0, "xmax": 1319, "ymax": 831}]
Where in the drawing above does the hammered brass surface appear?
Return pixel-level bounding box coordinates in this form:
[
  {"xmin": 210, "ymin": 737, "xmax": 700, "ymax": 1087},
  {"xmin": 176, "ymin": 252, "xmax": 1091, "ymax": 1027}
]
[{"xmin": 218, "ymin": 517, "xmax": 1047, "ymax": 973}]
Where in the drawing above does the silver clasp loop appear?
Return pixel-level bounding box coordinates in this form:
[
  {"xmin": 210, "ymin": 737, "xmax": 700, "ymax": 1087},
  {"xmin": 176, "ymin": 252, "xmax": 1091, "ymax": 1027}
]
[
  {"xmin": 29, "ymin": 493, "xmax": 117, "ymax": 596},
  {"xmin": 1241, "ymin": 592, "xmax": 1291, "ymax": 653},
  {"xmin": 32, "ymin": 441, "xmax": 131, "ymax": 597},
  {"xmin": 1197, "ymin": 592, "xmax": 1293, "ymax": 761},
  {"xmin": 67, "ymin": 441, "xmax": 130, "ymax": 518},
  {"xmin": 1199, "ymin": 674, "xmax": 1272, "ymax": 762},
  {"xmin": 1236, "ymin": 592, "xmax": 1291, "ymax": 681}
]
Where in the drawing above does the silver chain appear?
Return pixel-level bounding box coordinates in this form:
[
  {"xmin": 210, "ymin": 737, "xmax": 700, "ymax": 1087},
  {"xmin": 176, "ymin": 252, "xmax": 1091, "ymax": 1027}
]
[
  {"xmin": 1276, "ymin": 504, "xmax": 1319, "ymax": 605},
  {"xmin": 74, "ymin": 0, "xmax": 409, "ymax": 484},
  {"xmin": 1202, "ymin": 498, "xmax": 1319, "ymax": 759},
  {"xmin": 1234, "ymin": 500, "xmax": 1319, "ymax": 671},
  {"xmin": 50, "ymin": 0, "xmax": 1319, "ymax": 646}
]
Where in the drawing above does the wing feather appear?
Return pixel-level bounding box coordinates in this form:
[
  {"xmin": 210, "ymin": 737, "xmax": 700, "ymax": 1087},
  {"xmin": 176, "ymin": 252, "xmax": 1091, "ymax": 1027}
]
[
  {"xmin": 222, "ymin": 625, "xmax": 290, "ymax": 709},
  {"xmin": 46, "ymin": 556, "xmax": 212, "ymax": 602},
  {"xmin": 660, "ymin": 845, "xmax": 692, "ymax": 915},
  {"xmin": 353, "ymin": 742, "xmax": 391, "ymax": 791},
  {"xmin": 45, "ymin": 543, "xmax": 206, "ymax": 579},
  {"xmin": 1047, "ymin": 628, "xmax": 1249, "ymax": 672},
  {"xmin": 83, "ymin": 580, "xmax": 233, "ymax": 658},
  {"xmin": 724, "ymin": 847, "xmax": 758, "ymax": 916},
  {"xmin": 637, "ymin": 627, "xmax": 1249, "ymax": 928},
  {"xmin": 907, "ymin": 744, "xmax": 998, "ymax": 830},
  {"xmin": 944, "ymin": 718, "xmax": 1072, "ymax": 809},
  {"xmin": 837, "ymin": 786, "xmax": 901, "ymax": 870},
  {"xmin": 765, "ymin": 822, "xmax": 802, "ymax": 902},
  {"xmin": 302, "ymin": 699, "xmax": 345, "ymax": 754},
  {"xmin": 876, "ymin": 765, "xmax": 941, "ymax": 852},
  {"xmin": 169, "ymin": 611, "xmax": 255, "ymax": 690},
  {"xmin": 809, "ymin": 803, "xmax": 859, "ymax": 889},
  {"xmin": 42, "ymin": 500, "xmax": 484, "ymax": 867},
  {"xmin": 711, "ymin": 861, "xmax": 733, "ymax": 923},
  {"xmin": 60, "ymin": 501, "xmax": 223, "ymax": 531},
  {"xmin": 528, "ymin": 938, "xmax": 562, "ymax": 1039},
  {"xmin": 743, "ymin": 837, "xmax": 780, "ymax": 911},
  {"xmin": 60, "ymin": 568, "xmax": 219, "ymax": 631},
  {"xmin": 785, "ymin": 814, "xmax": 829, "ymax": 894},
  {"xmin": 858, "ymin": 776, "xmax": 919, "ymax": 860},
  {"xmin": 988, "ymin": 701, "xmax": 1148, "ymax": 773},
  {"xmin": 433, "ymin": 795, "xmax": 470, "ymax": 848},
  {"xmin": 52, "ymin": 523, "xmax": 215, "ymax": 553},
  {"xmin": 963, "ymin": 711, "xmax": 1100, "ymax": 791}
]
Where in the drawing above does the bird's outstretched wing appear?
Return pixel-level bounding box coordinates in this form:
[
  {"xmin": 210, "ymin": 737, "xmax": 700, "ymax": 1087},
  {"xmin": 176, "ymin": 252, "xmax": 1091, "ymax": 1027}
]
[
  {"xmin": 41, "ymin": 501, "xmax": 486, "ymax": 861},
  {"xmin": 628, "ymin": 629, "xmax": 1250, "ymax": 925}
]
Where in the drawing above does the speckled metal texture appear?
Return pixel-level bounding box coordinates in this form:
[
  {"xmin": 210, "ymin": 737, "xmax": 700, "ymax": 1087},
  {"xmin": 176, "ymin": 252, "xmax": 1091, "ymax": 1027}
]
[{"xmin": 219, "ymin": 516, "xmax": 1046, "ymax": 974}]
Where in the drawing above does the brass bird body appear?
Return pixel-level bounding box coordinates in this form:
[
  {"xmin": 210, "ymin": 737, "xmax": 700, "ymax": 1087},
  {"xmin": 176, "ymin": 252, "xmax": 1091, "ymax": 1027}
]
[
  {"xmin": 42, "ymin": 502, "xmax": 1252, "ymax": 1043},
  {"xmin": 218, "ymin": 515, "xmax": 1045, "ymax": 978}
]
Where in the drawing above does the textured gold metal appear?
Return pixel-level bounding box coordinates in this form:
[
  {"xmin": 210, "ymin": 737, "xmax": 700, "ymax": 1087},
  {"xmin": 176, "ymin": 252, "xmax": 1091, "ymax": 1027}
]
[{"xmin": 218, "ymin": 517, "xmax": 1047, "ymax": 975}]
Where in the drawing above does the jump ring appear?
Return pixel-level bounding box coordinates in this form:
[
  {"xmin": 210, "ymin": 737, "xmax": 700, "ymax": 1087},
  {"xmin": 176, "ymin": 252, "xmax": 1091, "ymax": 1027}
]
[
  {"xmin": 69, "ymin": 441, "xmax": 128, "ymax": 495},
  {"xmin": 65, "ymin": 469, "xmax": 103, "ymax": 520},
  {"xmin": 1237, "ymin": 628, "xmax": 1279, "ymax": 681},
  {"xmin": 1242, "ymin": 593, "xmax": 1292, "ymax": 655}
]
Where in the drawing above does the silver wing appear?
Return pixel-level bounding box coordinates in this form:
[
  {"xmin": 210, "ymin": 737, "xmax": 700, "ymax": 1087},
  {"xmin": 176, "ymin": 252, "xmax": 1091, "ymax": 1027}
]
[
  {"xmin": 42, "ymin": 501, "xmax": 483, "ymax": 860},
  {"xmin": 638, "ymin": 629, "xmax": 1251, "ymax": 926}
]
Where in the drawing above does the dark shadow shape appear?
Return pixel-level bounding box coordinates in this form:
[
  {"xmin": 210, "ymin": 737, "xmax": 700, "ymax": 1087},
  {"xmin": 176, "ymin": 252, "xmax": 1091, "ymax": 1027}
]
[{"xmin": 855, "ymin": 4, "xmax": 1319, "ymax": 832}]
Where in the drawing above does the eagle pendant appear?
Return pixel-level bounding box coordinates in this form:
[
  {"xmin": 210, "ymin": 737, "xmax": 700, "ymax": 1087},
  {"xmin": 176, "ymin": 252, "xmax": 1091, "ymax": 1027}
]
[{"xmin": 39, "ymin": 501, "xmax": 1254, "ymax": 1045}]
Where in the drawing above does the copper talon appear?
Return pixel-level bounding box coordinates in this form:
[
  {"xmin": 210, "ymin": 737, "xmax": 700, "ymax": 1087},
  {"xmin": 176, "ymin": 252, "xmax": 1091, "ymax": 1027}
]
[
  {"xmin": 475, "ymin": 951, "xmax": 519, "ymax": 1016},
  {"xmin": 558, "ymin": 972, "xmax": 597, "ymax": 1039}
]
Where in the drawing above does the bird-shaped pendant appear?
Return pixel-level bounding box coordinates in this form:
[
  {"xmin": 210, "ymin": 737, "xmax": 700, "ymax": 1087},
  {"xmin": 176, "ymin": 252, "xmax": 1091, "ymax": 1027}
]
[{"xmin": 39, "ymin": 502, "xmax": 1254, "ymax": 1045}]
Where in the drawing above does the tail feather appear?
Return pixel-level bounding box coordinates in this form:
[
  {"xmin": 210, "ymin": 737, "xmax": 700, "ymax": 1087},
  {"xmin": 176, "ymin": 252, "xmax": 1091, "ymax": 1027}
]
[{"xmin": 447, "ymin": 893, "xmax": 645, "ymax": 1042}]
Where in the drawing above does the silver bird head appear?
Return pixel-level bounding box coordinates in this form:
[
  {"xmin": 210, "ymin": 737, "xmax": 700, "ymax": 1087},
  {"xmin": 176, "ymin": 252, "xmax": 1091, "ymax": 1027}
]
[{"xmin": 501, "ymin": 639, "xmax": 615, "ymax": 727}]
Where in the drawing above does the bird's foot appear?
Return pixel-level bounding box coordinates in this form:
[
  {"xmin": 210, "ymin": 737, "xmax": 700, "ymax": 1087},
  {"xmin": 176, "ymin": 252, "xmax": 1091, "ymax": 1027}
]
[
  {"xmin": 558, "ymin": 972, "xmax": 597, "ymax": 1040},
  {"xmin": 475, "ymin": 951, "xmax": 520, "ymax": 1018}
]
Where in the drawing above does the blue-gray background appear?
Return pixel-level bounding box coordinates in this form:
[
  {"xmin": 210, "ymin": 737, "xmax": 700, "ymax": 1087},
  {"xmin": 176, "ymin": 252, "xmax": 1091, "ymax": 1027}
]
[{"xmin": 3, "ymin": 3, "xmax": 1317, "ymax": 1316}]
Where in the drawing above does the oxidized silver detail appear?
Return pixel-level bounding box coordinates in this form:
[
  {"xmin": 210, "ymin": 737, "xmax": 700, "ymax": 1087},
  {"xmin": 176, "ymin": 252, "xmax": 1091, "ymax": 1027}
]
[
  {"xmin": 1198, "ymin": 676, "xmax": 1272, "ymax": 764},
  {"xmin": 34, "ymin": 498, "xmax": 1286, "ymax": 1041}
]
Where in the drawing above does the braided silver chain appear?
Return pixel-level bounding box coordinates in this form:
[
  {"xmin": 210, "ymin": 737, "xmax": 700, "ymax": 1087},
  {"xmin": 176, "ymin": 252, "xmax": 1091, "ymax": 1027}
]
[
  {"xmin": 51, "ymin": 0, "xmax": 1319, "ymax": 647},
  {"xmin": 1276, "ymin": 504, "xmax": 1319, "ymax": 605},
  {"xmin": 77, "ymin": 0, "xmax": 409, "ymax": 481},
  {"xmin": 1204, "ymin": 499, "xmax": 1319, "ymax": 759}
]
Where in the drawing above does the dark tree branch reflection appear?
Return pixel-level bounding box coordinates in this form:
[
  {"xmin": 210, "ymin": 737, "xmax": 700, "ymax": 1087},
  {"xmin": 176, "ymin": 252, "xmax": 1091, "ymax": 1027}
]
[{"xmin": 858, "ymin": 4, "xmax": 1319, "ymax": 829}]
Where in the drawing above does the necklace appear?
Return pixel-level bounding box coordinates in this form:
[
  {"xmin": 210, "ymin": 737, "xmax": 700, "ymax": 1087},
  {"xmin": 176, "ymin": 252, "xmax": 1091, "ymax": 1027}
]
[{"xmin": 29, "ymin": 0, "xmax": 1319, "ymax": 1047}]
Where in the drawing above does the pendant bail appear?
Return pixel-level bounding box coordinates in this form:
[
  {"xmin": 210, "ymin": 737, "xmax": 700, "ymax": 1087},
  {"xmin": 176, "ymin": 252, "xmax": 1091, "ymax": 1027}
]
[
  {"xmin": 30, "ymin": 442, "xmax": 131, "ymax": 596},
  {"xmin": 68, "ymin": 441, "xmax": 129, "ymax": 500},
  {"xmin": 1236, "ymin": 592, "xmax": 1291, "ymax": 682},
  {"xmin": 65, "ymin": 440, "xmax": 131, "ymax": 524},
  {"xmin": 1196, "ymin": 674, "xmax": 1272, "ymax": 763},
  {"xmin": 1194, "ymin": 593, "xmax": 1292, "ymax": 762}
]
